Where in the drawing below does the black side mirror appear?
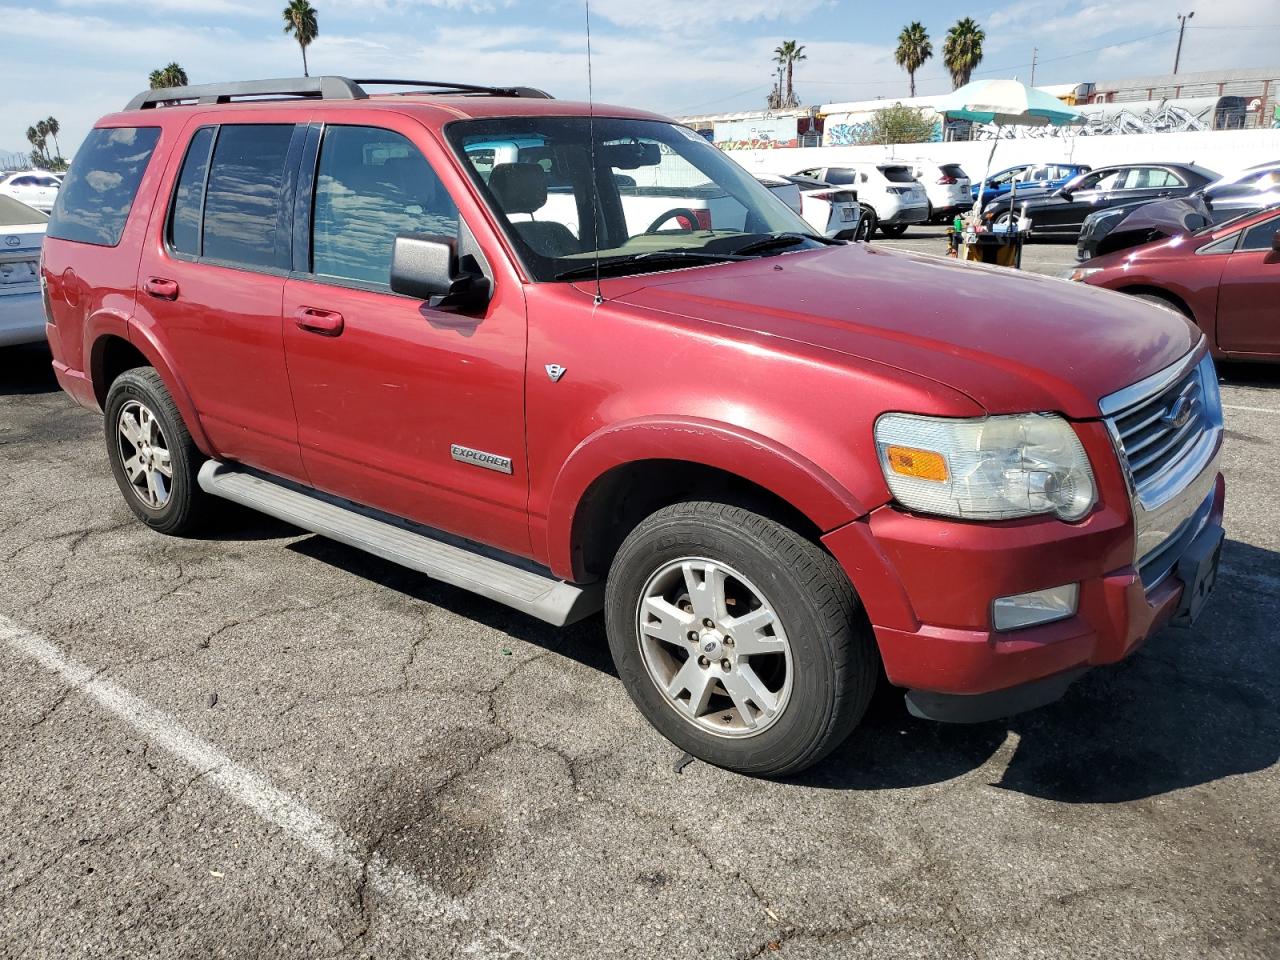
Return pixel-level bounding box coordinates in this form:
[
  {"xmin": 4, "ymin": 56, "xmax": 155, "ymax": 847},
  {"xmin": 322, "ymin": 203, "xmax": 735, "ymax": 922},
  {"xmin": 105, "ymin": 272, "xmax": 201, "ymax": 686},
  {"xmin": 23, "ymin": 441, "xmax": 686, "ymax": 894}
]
[
  {"xmin": 1272, "ymin": 229, "xmax": 1280, "ymax": 254},
  {"xmin": 390, "ymin": 233, "xmax": 490, "ymax": 311},
  {"xmin": 1054, "ymin": 187, "xmax": 1072, "ymax": 200}
]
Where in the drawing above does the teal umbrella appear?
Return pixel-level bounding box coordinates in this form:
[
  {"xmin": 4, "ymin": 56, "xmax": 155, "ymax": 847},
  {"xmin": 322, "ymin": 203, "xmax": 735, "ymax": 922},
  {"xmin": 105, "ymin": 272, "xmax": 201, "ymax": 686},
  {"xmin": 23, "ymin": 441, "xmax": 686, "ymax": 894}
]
[{"xmin": 936, "ymin": 78, "xmax": 1084, "ymax": 221}]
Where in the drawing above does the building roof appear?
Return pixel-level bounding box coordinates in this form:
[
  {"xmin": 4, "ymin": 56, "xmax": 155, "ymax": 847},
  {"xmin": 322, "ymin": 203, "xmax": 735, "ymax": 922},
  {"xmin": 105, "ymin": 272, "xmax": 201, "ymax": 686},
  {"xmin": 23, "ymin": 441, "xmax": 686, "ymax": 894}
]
[{"xmin": 1094, "ymin": 66, "xmax": 1280, "ymax": 91}]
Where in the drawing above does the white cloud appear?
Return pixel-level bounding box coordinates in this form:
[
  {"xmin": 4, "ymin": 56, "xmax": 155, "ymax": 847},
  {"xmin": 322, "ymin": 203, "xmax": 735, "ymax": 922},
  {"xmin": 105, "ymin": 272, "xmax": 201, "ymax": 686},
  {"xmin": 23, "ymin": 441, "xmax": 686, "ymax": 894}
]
[{"xmin": 589, "ymin": 0, "xmax": 822, "ymax": 32}]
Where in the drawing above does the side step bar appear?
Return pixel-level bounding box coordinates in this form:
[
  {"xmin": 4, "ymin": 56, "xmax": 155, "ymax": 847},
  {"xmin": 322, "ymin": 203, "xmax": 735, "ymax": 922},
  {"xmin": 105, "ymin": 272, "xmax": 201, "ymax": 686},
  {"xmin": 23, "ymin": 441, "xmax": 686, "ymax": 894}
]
[{"xmin": 197, "ymin": 461, "xmax": 603, "ymax": 627}]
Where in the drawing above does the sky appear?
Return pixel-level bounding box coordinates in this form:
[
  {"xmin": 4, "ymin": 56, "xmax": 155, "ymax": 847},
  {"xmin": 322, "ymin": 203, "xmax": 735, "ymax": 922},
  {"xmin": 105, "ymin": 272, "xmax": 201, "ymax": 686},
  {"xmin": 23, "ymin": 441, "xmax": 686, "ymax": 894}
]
[{"xmin": 4, "ymin": 0, "xmax": 1280, "ymax": 160}]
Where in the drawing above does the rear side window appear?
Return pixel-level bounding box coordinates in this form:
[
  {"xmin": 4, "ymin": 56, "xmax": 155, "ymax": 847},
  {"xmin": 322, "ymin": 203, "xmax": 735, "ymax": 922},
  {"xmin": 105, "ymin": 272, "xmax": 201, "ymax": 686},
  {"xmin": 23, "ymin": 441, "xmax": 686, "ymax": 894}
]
[
  {"xmin": 1239, "ymin": 216, "xmax": 1280, "ymax": 252},
  {"xmin": 824, "ymin": 169, "xmax": 855, "ymax": 185},
  {"xmin": 939, "ymin": 164, "xmax": 966, "ymax": 179},
  {"xmin": 168, "ymin": 127, "xmax": 215, "ymax": 257},
  {"xmin": 47, "ymin": 126, "xmax": 160, "ymax": 246},
  {"xmin": 201, "ymin": 124, "xmax": 295, "ymax": 269}
]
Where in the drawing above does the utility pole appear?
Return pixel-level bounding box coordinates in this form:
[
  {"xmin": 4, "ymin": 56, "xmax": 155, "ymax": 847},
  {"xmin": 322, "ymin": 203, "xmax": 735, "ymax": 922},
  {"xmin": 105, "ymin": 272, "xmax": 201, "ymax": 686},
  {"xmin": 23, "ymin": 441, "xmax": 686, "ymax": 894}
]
[
  {"xmin": 1173, "ymin": 11, "xmax": 1195, "ymax": 74},
  {"xmin": 1030, "ymin": 47, "xmax": 1038, "ymax": 86}
]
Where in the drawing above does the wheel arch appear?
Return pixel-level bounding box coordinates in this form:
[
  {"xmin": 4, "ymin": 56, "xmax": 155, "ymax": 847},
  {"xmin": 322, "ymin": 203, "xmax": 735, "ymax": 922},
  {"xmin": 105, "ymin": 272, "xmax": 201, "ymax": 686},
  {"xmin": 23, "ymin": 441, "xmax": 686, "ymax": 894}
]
[{"xmin": 545, "ymin": 417, "xmax": 868, "ymax": 583}]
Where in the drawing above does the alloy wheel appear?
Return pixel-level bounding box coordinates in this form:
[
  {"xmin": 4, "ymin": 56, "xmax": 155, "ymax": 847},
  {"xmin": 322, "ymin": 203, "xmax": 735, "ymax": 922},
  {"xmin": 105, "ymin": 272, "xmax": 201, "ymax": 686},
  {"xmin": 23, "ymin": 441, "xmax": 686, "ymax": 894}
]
[{"xmin": 116, "ymin": 400, "xmax": 173, "ymax": 509}]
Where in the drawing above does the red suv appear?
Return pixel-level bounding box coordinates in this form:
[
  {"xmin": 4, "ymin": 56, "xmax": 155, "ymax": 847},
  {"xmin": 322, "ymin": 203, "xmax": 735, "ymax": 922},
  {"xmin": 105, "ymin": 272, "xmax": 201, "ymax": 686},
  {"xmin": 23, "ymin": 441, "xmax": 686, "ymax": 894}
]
[{"xmin": 41, "ymin": 77, "xmax": 1226, "ymax": 776}]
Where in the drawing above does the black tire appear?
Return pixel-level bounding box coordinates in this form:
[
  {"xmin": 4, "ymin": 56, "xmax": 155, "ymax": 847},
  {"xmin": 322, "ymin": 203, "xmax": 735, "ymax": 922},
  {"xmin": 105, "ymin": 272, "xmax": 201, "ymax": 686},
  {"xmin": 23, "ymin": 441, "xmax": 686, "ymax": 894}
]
[
  {"xmin": 859, "ymin": 206, "xmax": 877, "ymax": 241},
  {"xmin": 104, "ymin": 367, "xmax": 209, "ymax": 536},
  {"xmin": 879, "ymin": 223, "xmax": 909, "ymax": 238},
  {"xmin": 604, "ymin": 501, "xmax": 878, "ymax": 777}
]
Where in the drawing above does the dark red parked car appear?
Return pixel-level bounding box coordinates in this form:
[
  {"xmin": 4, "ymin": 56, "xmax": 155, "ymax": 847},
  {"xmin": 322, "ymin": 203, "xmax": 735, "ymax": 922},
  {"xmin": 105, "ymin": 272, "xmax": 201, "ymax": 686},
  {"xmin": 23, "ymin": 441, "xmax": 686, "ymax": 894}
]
[
  {"xmin": 41, "ymin": 77, "xmax": 1226, "ymax": 776},
  {"xmin": 1072, "ymin": 203, "xmax": 1280, "ymax": 362}
]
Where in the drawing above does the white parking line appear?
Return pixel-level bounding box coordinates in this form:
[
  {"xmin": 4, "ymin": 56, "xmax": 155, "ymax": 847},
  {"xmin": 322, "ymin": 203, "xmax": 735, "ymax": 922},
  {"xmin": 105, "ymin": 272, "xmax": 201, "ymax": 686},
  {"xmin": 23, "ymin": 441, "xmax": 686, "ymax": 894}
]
[
  {"xmin": 1223, "ymin": 403, "xmax": 1280, "ymax": 415},
  {"xmin": 0, "ymin": 615, "xmax": 527, "ymax": 959}
]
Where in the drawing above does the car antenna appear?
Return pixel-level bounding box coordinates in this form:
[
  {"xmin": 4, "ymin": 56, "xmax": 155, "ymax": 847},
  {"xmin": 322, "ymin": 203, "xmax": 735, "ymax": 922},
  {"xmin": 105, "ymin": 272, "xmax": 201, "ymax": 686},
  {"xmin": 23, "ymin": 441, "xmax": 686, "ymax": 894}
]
[{"xmin": 584, "ymin": 0, "xmax": 604, "ymax": 305}]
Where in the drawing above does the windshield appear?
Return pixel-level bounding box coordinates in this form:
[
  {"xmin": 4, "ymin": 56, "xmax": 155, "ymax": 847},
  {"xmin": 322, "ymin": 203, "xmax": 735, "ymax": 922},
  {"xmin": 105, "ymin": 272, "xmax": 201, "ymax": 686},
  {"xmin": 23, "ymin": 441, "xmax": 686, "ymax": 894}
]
[{"xmin": 446, "ymin": 117, "xmax": 821, "ymax": 282}]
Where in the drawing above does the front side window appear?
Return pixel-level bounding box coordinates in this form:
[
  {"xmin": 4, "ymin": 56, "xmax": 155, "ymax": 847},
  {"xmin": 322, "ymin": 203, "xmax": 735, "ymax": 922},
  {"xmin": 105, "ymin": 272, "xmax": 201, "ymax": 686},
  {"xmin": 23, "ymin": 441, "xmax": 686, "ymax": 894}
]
[
  {"xmin": 1239, "ymin": 216, "xmax": 1280, "ymax": 252},
  {"xmin": 201, "ymin": 124, "xmax": 295, "ymax": 269},
  {"xmin": 311, "ymin": 125, "xmax": 459, "ymax": 285},
  {"xmin": 448, "ymin": 116, "xmax": 814, "ymax": 282},
  {"xmin": 47, "ymin": 126, "xmax": 160, "ymax": 246}
]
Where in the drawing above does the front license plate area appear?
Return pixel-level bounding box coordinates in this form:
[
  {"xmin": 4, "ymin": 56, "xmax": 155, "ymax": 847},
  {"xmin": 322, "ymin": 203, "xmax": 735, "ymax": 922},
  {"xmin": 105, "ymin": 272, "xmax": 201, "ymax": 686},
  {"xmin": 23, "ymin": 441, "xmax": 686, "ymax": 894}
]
[{"xmin": 1171, "ymin": 524, "xmax": 1224, "ymax": 627}]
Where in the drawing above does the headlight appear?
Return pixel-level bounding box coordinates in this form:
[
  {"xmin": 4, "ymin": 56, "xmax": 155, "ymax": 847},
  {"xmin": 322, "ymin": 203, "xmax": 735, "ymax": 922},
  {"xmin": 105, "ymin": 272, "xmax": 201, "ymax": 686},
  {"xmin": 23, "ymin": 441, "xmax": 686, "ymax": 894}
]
[
  {"xmin": 874, "ymin": 413, "xmax": 1096, "ymax": 521},
  {"xmin": 1066, "ymin": 266, "xmax": 1102, "ymax": 282}
]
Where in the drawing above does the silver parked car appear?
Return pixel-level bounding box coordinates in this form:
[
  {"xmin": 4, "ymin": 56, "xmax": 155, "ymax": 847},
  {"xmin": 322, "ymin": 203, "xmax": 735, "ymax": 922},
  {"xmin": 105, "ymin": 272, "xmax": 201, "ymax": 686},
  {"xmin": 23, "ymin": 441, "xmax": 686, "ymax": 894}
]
[{"xmin": 0, "ymin": 195, "xmax": 49, "ymax": 347}]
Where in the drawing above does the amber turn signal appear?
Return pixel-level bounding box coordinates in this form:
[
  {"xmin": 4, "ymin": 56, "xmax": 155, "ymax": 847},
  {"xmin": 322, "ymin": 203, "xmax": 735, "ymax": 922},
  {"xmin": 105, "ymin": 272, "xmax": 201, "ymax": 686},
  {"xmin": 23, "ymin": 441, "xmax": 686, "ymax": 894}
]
[{"xmin": 885, "ymin": 445, "xmax": 949, "ymax": 482}]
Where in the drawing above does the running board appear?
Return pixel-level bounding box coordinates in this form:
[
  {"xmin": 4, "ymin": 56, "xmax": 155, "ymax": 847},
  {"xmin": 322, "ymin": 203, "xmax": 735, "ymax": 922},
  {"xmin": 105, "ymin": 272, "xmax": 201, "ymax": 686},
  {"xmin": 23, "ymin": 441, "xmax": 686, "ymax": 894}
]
[{"xmin": 197, "ymin": 461, "xmax": 602, "ymax": 626}]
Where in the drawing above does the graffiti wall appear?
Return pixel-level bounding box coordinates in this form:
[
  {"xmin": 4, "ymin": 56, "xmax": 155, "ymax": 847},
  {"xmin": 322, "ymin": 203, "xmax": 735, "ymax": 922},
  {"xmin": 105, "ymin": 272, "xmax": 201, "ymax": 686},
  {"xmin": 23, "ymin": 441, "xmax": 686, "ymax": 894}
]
[
  {"xmin": 822, "ymin": 110, "xmax": 943, "ymax": 146},
  {"xmin": 713, "ymin": 117, "xmax": 798, "ymax": 151}
]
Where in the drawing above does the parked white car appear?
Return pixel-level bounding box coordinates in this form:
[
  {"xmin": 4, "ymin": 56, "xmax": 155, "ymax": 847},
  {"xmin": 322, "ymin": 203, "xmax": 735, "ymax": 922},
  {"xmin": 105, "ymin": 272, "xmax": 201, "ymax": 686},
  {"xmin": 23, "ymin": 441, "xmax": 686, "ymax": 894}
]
[
  {"xmin": 0, "ymin": 196, "xmax": 49, "ymax": 347},
  {"xmin": 775, "ymin": 174, "xmax": 864, "ymax": 240},
  {"xmin": 902, "ymin": 159, "xmax": 971, "ymax": 222},
  {"xmin": 792, "ymin": 163, "xmax": 928, "ymax": 237},
  {"xmin": 0, "ymin": 170, "xmax": 62, "ymax": 214}
]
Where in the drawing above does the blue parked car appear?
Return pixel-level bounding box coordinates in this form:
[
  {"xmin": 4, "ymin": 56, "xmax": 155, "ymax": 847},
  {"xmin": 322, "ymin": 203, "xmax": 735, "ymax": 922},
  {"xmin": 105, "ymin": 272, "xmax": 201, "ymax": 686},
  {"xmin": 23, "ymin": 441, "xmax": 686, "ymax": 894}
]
[{"xmin": 972, "ymin": 162, "xmax": 1091, "ymax": 209}]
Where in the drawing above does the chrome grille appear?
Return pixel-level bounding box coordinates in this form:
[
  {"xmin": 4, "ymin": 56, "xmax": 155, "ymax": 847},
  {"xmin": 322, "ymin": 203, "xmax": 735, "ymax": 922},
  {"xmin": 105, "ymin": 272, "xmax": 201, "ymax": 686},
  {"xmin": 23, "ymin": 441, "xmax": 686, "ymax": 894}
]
[
  {"xmin": 1109, "ymin": 364, "xmax": 1207, "ymax": 489},
  {"xmin": 1100, "ymin": 346, "xmax": 1224, "ymax": 591}
]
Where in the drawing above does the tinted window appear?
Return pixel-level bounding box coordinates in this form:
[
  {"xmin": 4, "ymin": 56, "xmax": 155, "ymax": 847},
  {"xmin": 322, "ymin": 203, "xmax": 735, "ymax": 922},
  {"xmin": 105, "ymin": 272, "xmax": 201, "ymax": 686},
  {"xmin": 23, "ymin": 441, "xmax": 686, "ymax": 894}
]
[
  {"xmin": 202, "ymin": 124, "xmax": 294, "ymax": 269},
  {"xmin": 824, "ymin": 169, "xmax": 855, "ymax": 185},
  {"xmin": 939, "ymin": 164, "xmax": 966, "ymax": 179},
  {"xmin": 312, "ymin": 126, "xmax": 459, "ymax": 285},
  {"xmin": 47, "ymin": 126, "xmax": 160, "ymax": 246},
  {"xmin": 1239, "ymin": 217, "xmax": 1280, "ymax": 251},
  {"xmin": 168, "ymin": 127, "xmax": 214, "ymax": 257},
  {"xmin": 880, "ymin": 165, "xmax": 914, "ymax": 183}
]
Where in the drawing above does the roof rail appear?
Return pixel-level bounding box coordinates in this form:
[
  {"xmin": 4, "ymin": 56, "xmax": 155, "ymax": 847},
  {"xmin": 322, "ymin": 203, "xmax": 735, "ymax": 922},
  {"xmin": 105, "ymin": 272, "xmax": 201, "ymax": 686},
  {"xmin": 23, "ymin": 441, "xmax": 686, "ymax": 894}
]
[{"xmin": 125, "ymin": 76, "xmax": 553, "ymax": 111}]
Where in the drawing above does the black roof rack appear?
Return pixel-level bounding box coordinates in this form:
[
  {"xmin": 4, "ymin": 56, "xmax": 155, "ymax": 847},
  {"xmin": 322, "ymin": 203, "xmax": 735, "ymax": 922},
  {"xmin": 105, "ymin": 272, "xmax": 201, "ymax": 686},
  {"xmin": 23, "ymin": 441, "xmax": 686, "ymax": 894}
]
[{"xmin": 125, "ymin": 76, "xmax": 553, "ymax": 111}]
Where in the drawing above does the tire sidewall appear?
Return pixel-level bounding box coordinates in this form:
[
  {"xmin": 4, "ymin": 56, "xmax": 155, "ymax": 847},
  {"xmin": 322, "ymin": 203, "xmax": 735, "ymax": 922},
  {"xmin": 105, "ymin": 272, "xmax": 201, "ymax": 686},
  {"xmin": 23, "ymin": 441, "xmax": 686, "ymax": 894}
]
[
  {"xmin": 104, "ymin": 371, "xmax": 195, "ymax": 534},
  {"xmin": 605, "ymin": 509, "xmax": 844, "ymax": 775}
]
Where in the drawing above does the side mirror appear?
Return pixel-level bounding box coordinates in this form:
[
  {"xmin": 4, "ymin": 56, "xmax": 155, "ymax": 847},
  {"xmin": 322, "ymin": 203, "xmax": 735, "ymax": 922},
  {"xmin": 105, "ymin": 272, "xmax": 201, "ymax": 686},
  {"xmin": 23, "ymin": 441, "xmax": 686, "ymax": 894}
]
[
  {"xmin": 1273, "ymin": 229, "xmax": 1280, "ymax": 254},
  {"xmin": 390, "ymin": 233, "xmax": 490, "ymax": 311},
  {"xmin": 1054, "ymin": 187, "xmax": 1073, "ymax": 200}
]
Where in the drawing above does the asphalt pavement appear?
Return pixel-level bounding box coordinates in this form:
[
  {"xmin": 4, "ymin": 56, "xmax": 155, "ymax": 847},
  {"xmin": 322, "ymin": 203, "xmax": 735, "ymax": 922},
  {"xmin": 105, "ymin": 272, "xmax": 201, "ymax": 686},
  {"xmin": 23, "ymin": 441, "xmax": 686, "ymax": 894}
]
[{"xmin": 2, "ymin": 243, "xmax": 1278, "ymax": 960}]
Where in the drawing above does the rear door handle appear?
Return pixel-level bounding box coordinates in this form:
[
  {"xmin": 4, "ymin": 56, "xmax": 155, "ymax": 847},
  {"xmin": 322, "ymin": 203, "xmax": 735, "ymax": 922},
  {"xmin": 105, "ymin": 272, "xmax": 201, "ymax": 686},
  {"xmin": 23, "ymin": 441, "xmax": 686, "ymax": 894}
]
[
  {"xmin": 144, "ymin": 277, "xmax": 179, "ymax": 300},
  {"xmin": 294, "ymin": 306, "xmax": 345, "ymax": 336}
]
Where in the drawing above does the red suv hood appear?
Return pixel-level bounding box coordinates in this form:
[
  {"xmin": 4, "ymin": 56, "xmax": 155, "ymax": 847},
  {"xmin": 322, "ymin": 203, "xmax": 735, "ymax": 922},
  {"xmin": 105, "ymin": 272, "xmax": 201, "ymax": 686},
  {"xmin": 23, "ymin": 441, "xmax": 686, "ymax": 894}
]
[{"xmin": 602, "ymin": 244, "xmax": 1198, "ymax": 417}]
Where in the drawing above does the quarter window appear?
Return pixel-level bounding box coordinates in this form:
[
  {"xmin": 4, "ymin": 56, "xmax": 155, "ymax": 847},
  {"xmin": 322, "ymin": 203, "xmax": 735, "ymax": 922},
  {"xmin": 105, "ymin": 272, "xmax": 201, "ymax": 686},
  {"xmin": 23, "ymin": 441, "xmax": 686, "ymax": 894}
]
[
  {"xmin": 168, "ymin": 127, "xmax": 215, "ymax": 257},
  {"xmin": 311, "ymin": 125, "xmax": 459, "ymax": 285},
  {"xmin": 201, "ymin": 124, "xmax": 295, "ymax": 269},
  {"xmin": 1239, "ymin": 217, "xmax": 1280, "ymax": 252},
  {"xmin": 47, "ymin": 126, "xmax": 160, "ymax": 246}
]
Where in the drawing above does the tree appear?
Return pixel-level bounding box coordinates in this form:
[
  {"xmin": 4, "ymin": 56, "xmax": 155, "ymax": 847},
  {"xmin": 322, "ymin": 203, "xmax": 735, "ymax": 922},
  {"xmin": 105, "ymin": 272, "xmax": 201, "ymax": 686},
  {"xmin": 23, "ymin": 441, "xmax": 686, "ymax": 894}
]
[
  {"xmin": 895, "ymin": 22, "xmax": 932, "ymax": 99},
  {"xmin": 45, "ymin": 117, "xmax": 61, "ymax": 162},
  {"xmin": 26, "ymin": 125, "xmax": 49, "ymax": 168},
  {"xmin": 283, "ymin": 0, "xmax": 319, "ymax": 78},
  {"xmin": 866, "ymin": 103, "xmax": 938, "ymax": 145},
  {"xmin": 149, "ymin": 63, "xmax": 189, "ymax": 89},
  {"xmin": 943, "ymin": 18, "xmax": 985, "ymax": 89},
  {"xmin": 772, "ymin": 40, "xmax": 806, "ymax": 109}
]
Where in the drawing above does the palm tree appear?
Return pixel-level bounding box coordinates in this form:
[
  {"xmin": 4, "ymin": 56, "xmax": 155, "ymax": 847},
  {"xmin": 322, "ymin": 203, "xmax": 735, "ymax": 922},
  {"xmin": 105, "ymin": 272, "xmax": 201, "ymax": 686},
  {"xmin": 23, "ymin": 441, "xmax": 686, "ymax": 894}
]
[
  {"xmin": 26, "ymin": 126, "xmax": 48, "ymax": 167},
  {"xmin": 45, "ymin": 117, "xmax": 61, "ymax": 162},
  {"xmin": 943, "ymin": 18, "xmax": 985, "ymax": 89},
  {"xmin": 772, "ymin": 40, "xmax": 806, "ymax": 109},
  {"xmin": 895, "ymin": 23, "xmax": 932, "ymax": 98},
  {"xmin": 282, "ymin": 0, "xmax": 319, "ymax": 78},
  {"xmin": 148, "ymin": 63, "xmax": 189, "ymax": 89}
]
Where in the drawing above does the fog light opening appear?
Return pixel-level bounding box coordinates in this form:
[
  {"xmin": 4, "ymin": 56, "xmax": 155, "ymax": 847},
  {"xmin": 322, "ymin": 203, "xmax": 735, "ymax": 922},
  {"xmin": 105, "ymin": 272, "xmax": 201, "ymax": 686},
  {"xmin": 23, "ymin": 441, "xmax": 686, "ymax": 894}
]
[{"xmin": 993, "ymin": 583, "xmax": 1079, "ymax": 632}]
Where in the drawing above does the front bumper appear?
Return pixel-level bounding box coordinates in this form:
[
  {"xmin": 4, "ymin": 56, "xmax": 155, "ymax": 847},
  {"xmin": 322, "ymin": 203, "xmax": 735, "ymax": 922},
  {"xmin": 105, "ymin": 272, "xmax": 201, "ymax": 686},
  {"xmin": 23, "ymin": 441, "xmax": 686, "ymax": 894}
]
[{"xmin": 821, "ymin": 418, "xmax": 1225, "ymax": 721}]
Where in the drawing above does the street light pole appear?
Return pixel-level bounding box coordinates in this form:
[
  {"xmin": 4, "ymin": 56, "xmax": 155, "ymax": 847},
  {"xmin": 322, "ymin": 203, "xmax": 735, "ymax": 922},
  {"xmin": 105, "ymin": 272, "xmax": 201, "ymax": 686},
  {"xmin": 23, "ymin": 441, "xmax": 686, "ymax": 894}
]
[{"xmin": 1173, "ymin": 11, "xmax": 1195, "ymax": 75}]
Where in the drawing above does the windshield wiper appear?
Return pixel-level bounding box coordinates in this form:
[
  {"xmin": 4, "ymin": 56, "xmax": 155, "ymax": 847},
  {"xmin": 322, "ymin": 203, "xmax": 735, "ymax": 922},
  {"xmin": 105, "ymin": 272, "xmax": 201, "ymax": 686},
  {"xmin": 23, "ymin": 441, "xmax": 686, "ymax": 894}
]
[
  {"xmin": 728, "ymin": 232, "xmax": 834, "ymax": 256},
  {"xmin": 553, "ymin": 250, "xmax": 747, "ymax": 282}
]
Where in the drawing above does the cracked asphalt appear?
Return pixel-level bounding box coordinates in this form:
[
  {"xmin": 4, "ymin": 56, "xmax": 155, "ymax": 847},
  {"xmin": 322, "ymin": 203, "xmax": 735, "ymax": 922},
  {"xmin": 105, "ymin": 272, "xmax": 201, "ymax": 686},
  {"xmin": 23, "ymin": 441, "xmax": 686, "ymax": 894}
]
[{"xmin": 2, "ymin": 248, "xmax": 1279, "ymax": 959}]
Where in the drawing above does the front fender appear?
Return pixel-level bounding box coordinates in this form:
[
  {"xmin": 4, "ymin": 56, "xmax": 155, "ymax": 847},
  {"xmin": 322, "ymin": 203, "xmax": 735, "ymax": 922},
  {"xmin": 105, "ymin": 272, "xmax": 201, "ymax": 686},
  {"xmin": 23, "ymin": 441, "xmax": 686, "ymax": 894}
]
[{"xmin": 543, "ymin": 416, "xmax": 869, "ymax": 581}]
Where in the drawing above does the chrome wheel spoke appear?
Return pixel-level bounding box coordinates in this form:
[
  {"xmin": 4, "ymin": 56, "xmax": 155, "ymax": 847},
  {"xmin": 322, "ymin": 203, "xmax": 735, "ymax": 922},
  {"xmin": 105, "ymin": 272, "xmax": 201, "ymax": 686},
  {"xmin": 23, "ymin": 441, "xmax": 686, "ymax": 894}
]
[
  {"xmin": 122, "ymin": 452, "xmax": 146, "ymax": 482},
  {"xmin": 681, "ymin": 560, "xmax": 730, "ymax": 624},
  {"xmin": 118, "ymin": 412, "xmax": 143, "ymax": 447},
  {"xmin": 725, "ymin": 607, "xmax": 787, "ymax": 656},
  {"xmin": 666, "ymin": 658, "xmax": 715, "ymax": 719},
  {"xmin": 640, "ymin": 596, "xmax": 696, "ymax": 648},
  {"xmin": 152, "ymin": 446, "xmax": 172, "ymax": 478},
  {"xmin": 117, "ymin": 400, "xmax": 172, "ymax": 509},
  {"xmin": 721, "ymin": 664, "xmax": 779, "ymax": 729}
]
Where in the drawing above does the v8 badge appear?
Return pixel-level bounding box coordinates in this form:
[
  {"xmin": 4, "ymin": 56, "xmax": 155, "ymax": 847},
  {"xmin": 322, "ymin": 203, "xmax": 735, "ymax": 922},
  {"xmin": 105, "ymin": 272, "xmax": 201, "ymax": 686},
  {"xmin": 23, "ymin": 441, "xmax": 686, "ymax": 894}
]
[{"xmin": 545, "ymin": 364, "xmax": 567, "ymax": 383}]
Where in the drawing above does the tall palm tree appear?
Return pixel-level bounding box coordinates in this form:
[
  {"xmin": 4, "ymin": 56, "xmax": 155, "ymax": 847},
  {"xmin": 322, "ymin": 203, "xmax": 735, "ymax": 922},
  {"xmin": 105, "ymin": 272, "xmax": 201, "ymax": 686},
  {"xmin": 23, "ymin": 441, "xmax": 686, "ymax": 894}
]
[
  {"xmin": 283, "ymin": 0, "xmax": 319, "ymax": 78},
  {"xmin": 148, "ymin": 63, "xmax": 189, "ymax": 89},
  {"xmin": 26, "ymin": 126, "xmax": 48, "ymax": 167},
  {"xmin": 45, "ymin": 117, "xmax": 61, "ymax": 161},
  {"xmin": 943, "ymin": 18, "xmax": 985, "ymax": 89},
  {"xmin": 772, "ymin": 40, "xmax": 806, "ymax": 109},
  {"xmin": 895, "ymin": 23, "xmax": 932, "ymax": 98}
]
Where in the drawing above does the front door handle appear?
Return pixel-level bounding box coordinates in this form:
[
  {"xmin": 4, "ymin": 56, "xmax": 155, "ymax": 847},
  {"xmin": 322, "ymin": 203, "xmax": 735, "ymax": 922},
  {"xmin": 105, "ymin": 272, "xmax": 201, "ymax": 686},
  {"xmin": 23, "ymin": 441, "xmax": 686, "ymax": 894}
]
[
  {"xmin": 294, "ymin": 306, "xmax": 345, "ymax": 337},
  {"xmin": 144, "ymin": 277, "xmax": 179, "ymax": 300}
]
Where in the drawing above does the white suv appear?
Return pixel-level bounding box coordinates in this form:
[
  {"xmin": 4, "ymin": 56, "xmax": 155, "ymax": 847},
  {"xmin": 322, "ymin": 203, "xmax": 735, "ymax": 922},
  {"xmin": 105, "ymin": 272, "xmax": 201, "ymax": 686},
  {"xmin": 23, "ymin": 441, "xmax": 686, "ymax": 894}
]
[
  {"xmin": 904, "ymin": 160, "xmax": 972, "ymax": 223},
  {"xmin": 0, "ymin": 170, "xmax": 62, "ymax": 214},
  {"xmin": 793, "ymin": 163, "xmax": 928, "ymax": 237}
]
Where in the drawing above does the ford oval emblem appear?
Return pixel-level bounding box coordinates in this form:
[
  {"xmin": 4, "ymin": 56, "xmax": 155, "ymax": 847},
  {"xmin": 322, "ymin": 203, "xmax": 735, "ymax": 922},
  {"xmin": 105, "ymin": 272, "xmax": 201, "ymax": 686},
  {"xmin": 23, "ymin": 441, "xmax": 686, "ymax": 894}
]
[{"xmin": 4, "ymin": 235, "xmax": 19, "ymax": 247}]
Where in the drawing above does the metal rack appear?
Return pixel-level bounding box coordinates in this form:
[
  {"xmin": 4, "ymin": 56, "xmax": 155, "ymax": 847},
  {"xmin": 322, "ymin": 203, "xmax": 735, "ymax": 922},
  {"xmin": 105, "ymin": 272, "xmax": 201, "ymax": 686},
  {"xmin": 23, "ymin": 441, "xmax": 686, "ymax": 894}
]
[{"xmin": 125, "ymin": 76, "xmax": 553, "ymax": 111}]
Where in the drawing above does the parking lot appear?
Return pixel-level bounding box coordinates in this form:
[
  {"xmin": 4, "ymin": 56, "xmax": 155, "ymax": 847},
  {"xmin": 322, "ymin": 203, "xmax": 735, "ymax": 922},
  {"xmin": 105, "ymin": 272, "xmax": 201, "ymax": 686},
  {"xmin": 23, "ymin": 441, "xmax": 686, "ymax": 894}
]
[{"xmin": 2, "ymin": 237, "xmax": 1278, "ymax": 959}]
